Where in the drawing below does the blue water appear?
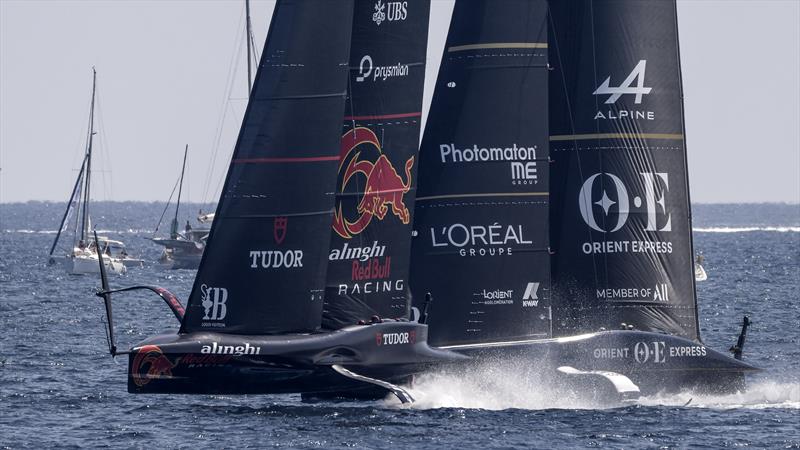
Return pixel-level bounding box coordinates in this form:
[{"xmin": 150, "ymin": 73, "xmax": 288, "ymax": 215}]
[{"xmin": 1, "ymin": 202, "xmax": 798, "ymax": 448}]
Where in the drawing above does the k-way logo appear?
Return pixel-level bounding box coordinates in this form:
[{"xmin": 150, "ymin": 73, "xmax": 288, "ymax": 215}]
[
  {"xmin": 376, "ymin": 331, "xmax": 416, "ymax": 346},
  {"xmin": 439, "ymin": 143, "xmax": 539, "ymax": 185},
  {"xmin": 201, "ymin": 284, "xmax": 227, "ymax": 323},
  {"xmin": 522, "ymin": 282, "xmax": 540, "ymax": 307},
  {"xmin": 430, "ymin": 223, "xmax": 533, "ymax": 257},
  {"xmin": 372, "ymin": 0, "xmax": 407, "ymax": 26},
  {"xmin": 593, "ymin": 60, "xmax": 656, "ymax": 121},
  {"xmin": 355, "ymin": 55, "xmax": 409, "ymax": 82}
]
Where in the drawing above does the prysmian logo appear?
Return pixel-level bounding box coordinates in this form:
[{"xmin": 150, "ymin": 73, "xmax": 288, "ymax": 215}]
[
  {"xmin": 372, "ymin": 1, "xmax": 407, "ymax": 26},
  {"xmin": 593, "ymin": 60, "xmax": 652, "ymax": 104},
  {"xmin": 355, "ymin": 55, "xmax": 409, "ymax": 82},
  {"xmin": 200, "ymin": 284, "xmax": 228, "ymax": 322},
  {"xmin": 439, "ymin": 143, "xmax": 539, "ymax": 185}
]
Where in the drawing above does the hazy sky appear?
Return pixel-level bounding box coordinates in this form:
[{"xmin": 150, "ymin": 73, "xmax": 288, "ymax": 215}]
[{"xmin": 1, "ymin": 0, "xmax": 798, "ymax": 204}]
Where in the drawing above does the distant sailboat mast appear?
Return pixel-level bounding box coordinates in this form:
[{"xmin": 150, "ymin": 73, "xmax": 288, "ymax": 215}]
[
  {"xmin": 80, "ymin": 67, "xmax": 97, "ymax": 244},
  {"xmin": 171, "ymin": 144, "xmax": 189, "ymax": 239},
  {"xmin": 245, "ymin": 0, "xmax": 253, "ymax": 94}
]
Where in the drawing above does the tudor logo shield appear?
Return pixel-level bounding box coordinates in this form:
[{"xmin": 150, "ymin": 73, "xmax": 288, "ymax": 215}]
[
  {"xmin": 593, "ymin": 60, "xmax": 652, "ymax": 104},
  {"xmin": 274, "ymin": 216, "xmax": 287, "ymax": 245}
]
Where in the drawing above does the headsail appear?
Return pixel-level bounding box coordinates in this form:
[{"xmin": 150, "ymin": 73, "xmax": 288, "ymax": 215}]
[
  {"xmin": 322, "ymin": 0, "xmax": 431, "ymax": 329},
  {"xmin": 410, "ymin": 0, "xmax": 552, "ymax": 346},
  {"xmin": 181, "ymin": 0, "xmax": 356, "ymax": 335},
  {"xmin": 548, "ymin": 0, "xmax": 699, "ymax": 340}
]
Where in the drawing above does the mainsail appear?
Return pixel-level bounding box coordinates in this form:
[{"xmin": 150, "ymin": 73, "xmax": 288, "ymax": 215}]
[
  {"xmin": 410, "ymin": 0, "xmax": 552, "ymax": 346},
  {"xmin": 548, "ymin": 0, "xmax": 699, "ymax": 340},
  {"xmin": 181, "ymin": 0, "xmax": 356, "ymax": 335},
  {"xmin": 322, "ymin": 0, "xmax": 431, "ymax": 329}
]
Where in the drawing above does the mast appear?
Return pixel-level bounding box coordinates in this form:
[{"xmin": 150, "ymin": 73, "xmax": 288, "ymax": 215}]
[
  {"xmin": 409, "ymin": 0, "xmax": 551, "ymax": 346},
  {"xmin": 49, "ymin": 154, "xmax": 87, "ymax": 257},
  {"xmin": 321, "ymin": 0, "xmax": 431, "ymax": 329},
  {"xmin": 172, "ymin": 144, "xmax": 189, "ymax": 239},
  {"xmin": 245, "ymin": 0, "xmax": 253, "ymax": 94},
  {"xmin": 80, "ymin": 67, "xmax": 97, "ymax": 244},
  {"xmin": 180, "ymin": 0, "xmax": 355, "ymax": 335}
]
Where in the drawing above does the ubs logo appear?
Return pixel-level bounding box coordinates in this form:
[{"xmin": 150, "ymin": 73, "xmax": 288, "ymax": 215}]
[
  {"xmin": 578, "ymin": 172, "xmax": 672, "ymax": 233},
  {"xmin": 593, "ymin": 60, "xmax": 652, "ymax": 104},
  {"xmin": 201, "ymin": 284, "xmax": 228, "ymax": 321},
  {"xmin": 372, "ymin": 0, "xmax": 407, "ymax": 26}
]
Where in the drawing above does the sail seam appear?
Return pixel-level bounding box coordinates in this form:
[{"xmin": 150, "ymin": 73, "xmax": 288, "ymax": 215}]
[
  {"xmin": 416, "ymin": 192, "xmax": 549, "ymax": 201},
  {"xmin": 448, "ymin": 42, "xmax": 548, "ymax": 52},
  {"xmin": 549, "ymin": 133, "xmax": 684, "ymax": 141}
]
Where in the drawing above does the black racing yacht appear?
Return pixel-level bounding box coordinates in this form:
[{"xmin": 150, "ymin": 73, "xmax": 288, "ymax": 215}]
[
  {"xmin": 93, "ymin": 0, "xmax": 757, "ymax": 403},
  {"xmin": 94, "ymin": 0, "xmax": 461, "ymax": 403},
  {"xmin": 409, "ymin": 0, "xmax": 757, "ymax": 396}
]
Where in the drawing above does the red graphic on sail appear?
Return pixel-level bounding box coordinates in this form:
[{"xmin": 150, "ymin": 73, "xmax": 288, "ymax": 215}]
[
  {"xmin": 274, "ymin": 216, "xmax": 288, "ymax": 245},
  {"xmin": 333, "ymin": 127, "xmax": 414, "ymax": 239}
]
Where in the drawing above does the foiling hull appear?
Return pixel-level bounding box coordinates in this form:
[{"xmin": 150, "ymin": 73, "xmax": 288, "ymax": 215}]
[
  {"xmin": 126, "ymin": 324, "xmax": 755, "ymax": 397},
  {"xmin": 441, "ymin": 330, "xmax": 758, "ymax": 396},
  {"xmin": 127, "ymin": 321, "xmax": 465, "ymax": 395}
]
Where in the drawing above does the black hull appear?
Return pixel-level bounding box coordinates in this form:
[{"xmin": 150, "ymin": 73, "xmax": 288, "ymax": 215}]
[
  {"xmin": 127, "ymin": 322, "xmax": 464, "ymax": 395},
  {"xmin": 127, "ymin": 324, "xmax": 756, "ymax": 398},
  {"xmin": 442, "ymin": 330, "xmax": 758, "ymax": 396}
]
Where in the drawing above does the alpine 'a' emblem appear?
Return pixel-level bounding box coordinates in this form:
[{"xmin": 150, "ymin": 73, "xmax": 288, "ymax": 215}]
[
  {"xmin": 131, "ymin": 345, "xmax": 176, "ymax": 387},
  {"xmin": 273, "ymin": 216, "xmax": 288, "ymax": 245},
  {"xmin": 333, "ymin": 127, "xmax": 414, "ymax": 239},
  {"xmin": 593, "ymin": 60, "xmax": 652, "ymax": 104}
]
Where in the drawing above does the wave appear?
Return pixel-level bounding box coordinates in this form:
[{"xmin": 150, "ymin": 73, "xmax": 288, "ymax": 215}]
[
  {"xmin": 391, "ymin": 362, "xmax": 799, "ymax": 411},
  {"xmin": 693, "ymin": 226, "xmax": 800, "ymax": 233}
]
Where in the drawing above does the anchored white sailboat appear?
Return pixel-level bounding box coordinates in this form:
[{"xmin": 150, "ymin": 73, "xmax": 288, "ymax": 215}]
[{"xmin": 48, "ymin": 68, "xmax": 130, "ymax": 275}]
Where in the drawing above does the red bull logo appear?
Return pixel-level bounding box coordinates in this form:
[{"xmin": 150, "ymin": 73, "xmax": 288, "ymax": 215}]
[
  {"xmin": 131, "ymin": 345, "xmax": 176, "ymax": 387},
  {"xmin": 333, "ymin": 127, "xmax": 414, "ymax": 239}
]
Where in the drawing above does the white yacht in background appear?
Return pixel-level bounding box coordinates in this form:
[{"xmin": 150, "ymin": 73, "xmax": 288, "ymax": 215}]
[{"xmin": 48, "ymin": 68, "xmax": 130, "ymax": 275}]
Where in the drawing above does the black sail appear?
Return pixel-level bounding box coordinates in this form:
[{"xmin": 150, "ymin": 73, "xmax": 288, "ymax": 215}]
[
  {"xmin": 321, "ymin": 0, "xmax": 431, "ymax": 329},
  {"xmin": 410, "ymin": 0, "xmax": 552, "ymax": 346},
  {"xmin": 549, "ymin": 0, "xmax": 699, "ymax": 340},
  {"xmin": 180, "ymin": 0, "xmax": 355, "ymax": 335}
]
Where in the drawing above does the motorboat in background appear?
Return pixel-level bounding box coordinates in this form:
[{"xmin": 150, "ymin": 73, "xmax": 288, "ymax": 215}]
[
  {"xmin": 48, "ymin": 68, "xmax": 138, "ymax": 275},
  {"xmin": 150, "ymin": 145, "xmax": 210, "ymax": 269},
  {"xmin": 695, "ymin": 254, "xmax": 708, "ymax": 281}
]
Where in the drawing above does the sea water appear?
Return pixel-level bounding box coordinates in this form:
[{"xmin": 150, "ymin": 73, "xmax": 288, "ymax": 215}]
[{"xmin": 1, "ymin": 202, "xmax": 798, "ymax": 448}]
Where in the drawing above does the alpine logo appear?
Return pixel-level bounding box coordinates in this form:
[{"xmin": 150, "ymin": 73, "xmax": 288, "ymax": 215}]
[
  {"xmin": 522, "ymin": 282, "xmax": 540, "ymax": 307},
  {"xmin": 355, "ymin": 55, "xmax": 409, "ymax": 82},
  {"xmin": 372, "ymin": 0, "xmax": 407, "ymax": 26},
  {"xmin": 200, "ymin": 284, "xmax": 228, "ymax": 323},
  {"xmin": 593, "ymin": 60, "xmax": 652, "ymax": 104},
  {"xmin": 376, "ymin": 331, "xmax": 416, "ymax": 346}
]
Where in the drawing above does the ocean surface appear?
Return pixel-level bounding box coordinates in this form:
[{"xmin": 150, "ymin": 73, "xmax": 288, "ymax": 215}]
[{"xmin": 1, "ymin": 202, "xmax": 798, "ymax": 448}]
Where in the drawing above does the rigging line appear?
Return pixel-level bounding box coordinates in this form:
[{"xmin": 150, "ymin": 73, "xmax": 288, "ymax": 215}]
[
  {"xmin": 547, "ymin": 5, "xmax": 596, "ymax": 280},
  {"xmin": 201, "ymin": 5, "xmax": 247, "ymax": 204},
  {"xmin": 587, "ymin": 0, "xmax": 604, "ymax": 290},
  {"xmin": 153, "ymin": 175, "xmax": 181, "ymax": 236}
]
